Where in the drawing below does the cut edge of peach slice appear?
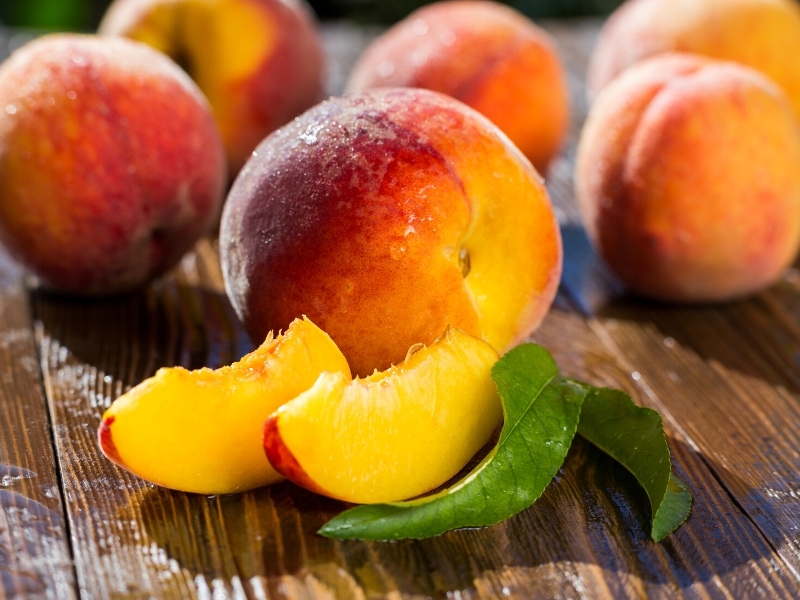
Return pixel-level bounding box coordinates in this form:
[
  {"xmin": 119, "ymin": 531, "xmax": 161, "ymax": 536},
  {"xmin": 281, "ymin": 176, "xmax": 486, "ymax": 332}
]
[
  {"xmin": 263, "ymin": 327, "xmax": 503, "ymax": 504},
  {"xmin": 97, "ymin": 315, "xmax": 350, "ymax": 495}
]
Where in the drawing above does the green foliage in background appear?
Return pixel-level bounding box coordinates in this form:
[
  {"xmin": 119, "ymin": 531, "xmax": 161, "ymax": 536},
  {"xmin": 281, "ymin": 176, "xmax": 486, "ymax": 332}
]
[{"xmin": 0, "ymin": 0, "xmax": 103, "ymax": 30}]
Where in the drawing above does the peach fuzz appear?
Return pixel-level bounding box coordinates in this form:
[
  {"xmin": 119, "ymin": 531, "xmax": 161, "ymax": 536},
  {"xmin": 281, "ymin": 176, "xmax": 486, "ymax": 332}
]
[
  {"xmin": 345, "ymin": 0, "xmax": 570, "ymax": 175},
  {"xmin": 575, "ymin": 53, "xmax": 800, "ymax": 302},
  {"xmin": 99, "ymin": 0, "xmax": 325, "ymax": 175},
  {"xmin": 0, "ymin": 34, "xmax": 225, "ymax": 295},
  {"xmin": 220, "ymin": 87, "xmax": 562, "ymax": 378},
  {"xmin": 264, "ymin": 327, "xmax": 502, "ymax": 504},
  {"xmin": 587, "ymin": 0, "xmax": 800, "ymax": 118},
  {"xmin": 98, "ymin": 317, "xmax": 350, "ymax": 495}
]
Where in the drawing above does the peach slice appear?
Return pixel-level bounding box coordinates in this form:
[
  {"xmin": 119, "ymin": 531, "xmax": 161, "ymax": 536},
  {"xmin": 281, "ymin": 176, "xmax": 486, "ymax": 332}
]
[
  {"xmin": 98, "ymin": 316, "xmax": 350, "ymax": 494},
  {"xmin": 264, "ymin": 327, "xmax": 502, "ymax": 504}
]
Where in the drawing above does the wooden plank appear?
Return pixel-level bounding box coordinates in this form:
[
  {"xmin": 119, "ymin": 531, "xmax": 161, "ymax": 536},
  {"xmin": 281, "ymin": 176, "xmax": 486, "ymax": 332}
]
[
  {"xmin": 554, "ymin": 168, "xmax": 800, "ymax": 582},
  {"xmin": 31, "ymin": 236, "xmax": 799, "ymax": 598},
  {"xmin": 572, "ymin": 288, "xmax": 800, "ymax": 579},
  {"xmin": 535, "ymin": 307, "xmax": 800, "ymax": 597},
  {"xmin": 28, "ymin": 240, "xmax": 254, "ymax": 599},
  {"xmin": 0, "ymin": 251, "xmax": 76, "ymax": 600},
  {"xmin": 36, "ymin": 286, "xmax": 800, "ymax": 598}
]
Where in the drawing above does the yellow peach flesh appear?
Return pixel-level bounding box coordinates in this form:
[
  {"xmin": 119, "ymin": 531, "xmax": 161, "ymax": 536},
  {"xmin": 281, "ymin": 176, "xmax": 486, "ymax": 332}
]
[
  {"xmin": 98, "ymin": 316, "xmax": 350, "ymax": 494},
  {"xmin": 264, "ymin": 327, "xmax": 502, "ymax": 504}
]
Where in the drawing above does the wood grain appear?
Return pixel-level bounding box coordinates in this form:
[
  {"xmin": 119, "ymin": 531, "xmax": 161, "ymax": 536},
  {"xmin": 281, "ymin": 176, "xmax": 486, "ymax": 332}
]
[{"xmin": 0, "ymin": 267, "xmax": 75, "ymax": 597}]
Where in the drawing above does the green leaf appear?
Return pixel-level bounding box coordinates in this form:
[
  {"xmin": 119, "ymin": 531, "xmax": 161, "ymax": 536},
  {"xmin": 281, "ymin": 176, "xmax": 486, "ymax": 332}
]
[
  {"xmin": 317, "ymin": 342, "xmax": 693, "ymax": 543},
  {"xmin": 575, "ymin": 386, "xmax": 692, "ymax": 541},
  {"xmin": 318, "ymin": 343, "xmax": 587, "ymax": 541}
]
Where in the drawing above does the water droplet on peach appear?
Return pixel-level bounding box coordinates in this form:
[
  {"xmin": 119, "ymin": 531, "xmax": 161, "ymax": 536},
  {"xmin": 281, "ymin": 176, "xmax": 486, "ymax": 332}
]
[
  {"xmin": 377, "ymin": 60, "xmax": 395, "ymax": 78},
  {"xmin": 459, "ymin": 247, "xmax": 471, "ymax": 278},
  {"xmin": 389, "ymin": 243, "xmax": 407, "ymax": 260},
  {"xmin": 412, "ymin": 18, "xmax": 428, "ymax": 36},
  {"xmin": 439, "ymin": 30, "xmax": 456, "ymax": 46}
]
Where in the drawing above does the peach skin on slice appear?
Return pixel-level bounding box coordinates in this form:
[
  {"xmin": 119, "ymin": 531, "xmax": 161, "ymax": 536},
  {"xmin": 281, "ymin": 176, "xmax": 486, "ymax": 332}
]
[
  {"xmin": 98, "ymin": 316, "xmax": 350, "ymax": 494},
  {"xmin": 263, "ymin": 327, "xmax": 503, "ymax": 504}
]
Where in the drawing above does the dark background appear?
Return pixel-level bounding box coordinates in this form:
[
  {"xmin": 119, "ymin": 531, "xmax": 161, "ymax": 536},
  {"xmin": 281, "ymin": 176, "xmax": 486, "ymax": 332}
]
[{"xmin": 0, "ymin": 0, "xmax": 626, "ymax": 31}]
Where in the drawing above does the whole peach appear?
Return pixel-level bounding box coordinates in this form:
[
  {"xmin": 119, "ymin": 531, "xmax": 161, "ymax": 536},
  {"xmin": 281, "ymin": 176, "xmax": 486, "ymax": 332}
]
[
  {"xmin": 220, "ymin": 87, "xmax": 562, "ymax": 377},
  {"xmin": 345, "ymin": 0, "xmax": 570, "ymax": 175},
  {"xmin": 0, "ymin": 34, "xmax": 226, "ymax": 295},
  {"xmin": 99, "ymin": 0, "xmax": 325, "ymax": 176},
  {"xmin": 576, "ymin": 53, "xmax": 800, "ymax": 302},
  {"xmin": 587, "ymin": 0, "xmax": 800, "ymax": 118}
]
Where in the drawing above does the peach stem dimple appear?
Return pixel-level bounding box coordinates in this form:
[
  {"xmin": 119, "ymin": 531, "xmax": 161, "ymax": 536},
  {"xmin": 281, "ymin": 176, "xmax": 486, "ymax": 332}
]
[{"xmin": 459, "ymin": 247, "xmax": 471, "ymax": 278}]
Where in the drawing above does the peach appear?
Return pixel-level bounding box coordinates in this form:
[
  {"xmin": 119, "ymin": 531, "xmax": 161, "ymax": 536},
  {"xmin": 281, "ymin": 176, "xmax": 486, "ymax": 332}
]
[
  {"xmin": 575, "ymin": 53, "xmax": 800, "ymax": 302},
  {"xmin": 264, "ymin": 327, "xmax": 502, "ymax": 504},
  {"xmin": 0, "ymin": 34, "xmax": 225, "ymax": 295},
  {"xmin": 98, "ymin": 317, "xmax": 351, "ymax": 495},
  {"xmin": 220, "ymin": 87, "xmax": 562, "ymax": 377},
  {"xmin": 99, "ymin": 0, "xmax": 325, "ymax": 175},
  {"xmin": 345, "ymin": 0, "xmax": 570, "ymax": 175},
  {"xmin": 587, "ymin": 0, "xmax": 800, "ymax": 118}
]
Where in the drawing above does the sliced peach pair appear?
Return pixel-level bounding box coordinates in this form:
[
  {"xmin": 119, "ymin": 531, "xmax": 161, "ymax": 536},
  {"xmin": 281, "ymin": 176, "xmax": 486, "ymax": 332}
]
[
  {"xmin": 98, "ymin": 316, "xmax": 349, "ymax": 494},
  {"xmin": 98, "ymin": 318, "xmax": 502, "ymax": 502}
]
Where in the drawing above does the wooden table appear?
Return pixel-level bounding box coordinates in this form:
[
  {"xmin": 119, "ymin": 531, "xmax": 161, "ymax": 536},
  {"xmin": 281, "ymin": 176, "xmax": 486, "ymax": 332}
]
[{"xmin": 2, "ymin": 18, "xmax": 800, "ymax": 600}]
